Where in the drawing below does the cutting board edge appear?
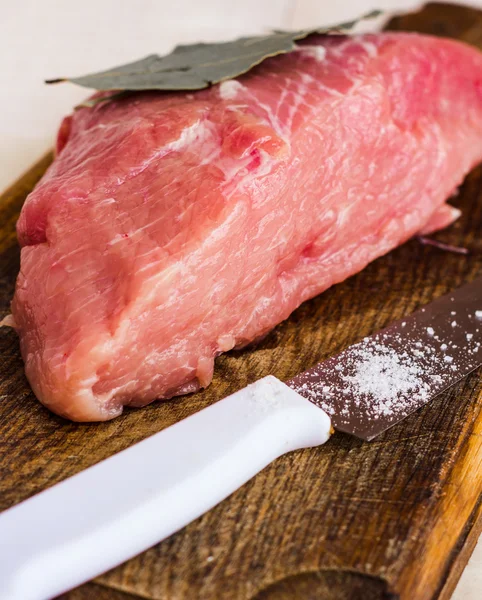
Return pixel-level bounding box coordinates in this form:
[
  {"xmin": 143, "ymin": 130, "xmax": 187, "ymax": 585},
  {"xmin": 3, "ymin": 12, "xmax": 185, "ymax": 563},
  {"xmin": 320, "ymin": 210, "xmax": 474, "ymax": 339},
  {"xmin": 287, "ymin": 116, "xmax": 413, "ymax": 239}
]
[{"xmin": 394, "ymin": 397, "xmax": 482, "ymax": 599}]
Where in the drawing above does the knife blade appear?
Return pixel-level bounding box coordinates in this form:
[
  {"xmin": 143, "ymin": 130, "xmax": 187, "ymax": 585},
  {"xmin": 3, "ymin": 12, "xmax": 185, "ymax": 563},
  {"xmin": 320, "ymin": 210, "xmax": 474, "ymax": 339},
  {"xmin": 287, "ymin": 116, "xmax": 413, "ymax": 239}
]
[
  {"xmin": 1, "ymin": 277, "xmax": 482, "ymax": 600},
  {"xmin": 290, "ymin": 275, "xmax": 482, "ymax": 439}
]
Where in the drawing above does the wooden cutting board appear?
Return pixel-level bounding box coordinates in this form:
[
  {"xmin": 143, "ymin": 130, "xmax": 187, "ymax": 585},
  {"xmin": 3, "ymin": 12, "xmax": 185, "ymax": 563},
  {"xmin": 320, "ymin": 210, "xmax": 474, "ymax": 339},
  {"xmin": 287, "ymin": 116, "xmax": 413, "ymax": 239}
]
[{"xmin": 2, "ymin": 4, "xmax": 482, "ymax": 599}]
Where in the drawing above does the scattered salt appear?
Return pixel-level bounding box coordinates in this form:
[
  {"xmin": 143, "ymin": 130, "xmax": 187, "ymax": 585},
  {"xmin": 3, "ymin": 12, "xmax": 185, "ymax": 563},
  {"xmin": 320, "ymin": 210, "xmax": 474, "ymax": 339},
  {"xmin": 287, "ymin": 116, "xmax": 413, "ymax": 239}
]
[
  {"xmin": 451, "ymin": 321, "xmax": 457, "ymax": 327},
  {"xmin": 426, "ymin": 327, "xmax": 434, "ymax": 336},
  {"xmin": 476, "ymin": 311, "xmax": 482, "ymax": 319},
  {"xmin": 444, "ymin": 355, "xmax": 453, "ymax": 363},
  {"xmin": 441, "ymin": 344, "xmax": 448, "ymax": 351},
  {"xmin": 340, "ymin": 346, "xmax": 426, "ymax": 416},
  {"xmin": 467, "ymin": 333, "xmax": 473, "ymax": 341}
]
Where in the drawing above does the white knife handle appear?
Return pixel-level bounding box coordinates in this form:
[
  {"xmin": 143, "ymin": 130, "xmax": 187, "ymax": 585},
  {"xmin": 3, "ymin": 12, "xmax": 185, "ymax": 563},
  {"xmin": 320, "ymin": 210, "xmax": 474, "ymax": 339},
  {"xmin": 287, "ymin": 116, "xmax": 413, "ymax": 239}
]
[{"xmin": 0, "ymin": 375, "xmax": 331, "ymax": 600}]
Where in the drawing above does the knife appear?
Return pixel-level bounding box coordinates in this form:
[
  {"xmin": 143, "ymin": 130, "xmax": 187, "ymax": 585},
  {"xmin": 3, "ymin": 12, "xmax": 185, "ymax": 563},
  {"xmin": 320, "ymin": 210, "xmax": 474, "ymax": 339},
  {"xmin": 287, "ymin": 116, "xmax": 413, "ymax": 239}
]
[{"xmin": 1, "ymin": 277, "xmax": 482, "ymax": 600}]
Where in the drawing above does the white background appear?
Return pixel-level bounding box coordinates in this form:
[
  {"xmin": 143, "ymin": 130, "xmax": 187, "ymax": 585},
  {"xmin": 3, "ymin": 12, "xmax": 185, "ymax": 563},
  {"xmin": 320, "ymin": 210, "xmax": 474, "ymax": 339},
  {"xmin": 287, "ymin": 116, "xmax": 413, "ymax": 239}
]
[{"xmin": 0, "ymin": 1, "xmax": 481, "ymax": 598}]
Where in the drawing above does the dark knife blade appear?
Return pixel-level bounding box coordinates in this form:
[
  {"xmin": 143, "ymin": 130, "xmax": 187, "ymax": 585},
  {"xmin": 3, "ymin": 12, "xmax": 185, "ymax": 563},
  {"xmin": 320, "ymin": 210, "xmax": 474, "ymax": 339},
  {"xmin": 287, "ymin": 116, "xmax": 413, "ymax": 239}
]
[{"xmin": 288, "ymin": 276, "xmax": 482, "ymax": 440}]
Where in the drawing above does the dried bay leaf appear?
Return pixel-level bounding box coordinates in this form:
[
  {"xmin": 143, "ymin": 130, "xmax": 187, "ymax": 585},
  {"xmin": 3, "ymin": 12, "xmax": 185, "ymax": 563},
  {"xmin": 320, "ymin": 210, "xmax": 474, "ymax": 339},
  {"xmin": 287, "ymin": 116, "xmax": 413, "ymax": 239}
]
[{"xmin": 47, "ymin": 10, "xmax": 381, "ymax": 94}]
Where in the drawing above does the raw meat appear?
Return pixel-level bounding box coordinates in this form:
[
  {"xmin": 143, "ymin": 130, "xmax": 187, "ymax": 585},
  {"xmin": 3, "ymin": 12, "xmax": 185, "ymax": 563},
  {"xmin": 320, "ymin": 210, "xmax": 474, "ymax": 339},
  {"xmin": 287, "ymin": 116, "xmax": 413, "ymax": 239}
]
[{"xmin": 11, "ymin": 33, "xmax": 482, "ymax": 421}]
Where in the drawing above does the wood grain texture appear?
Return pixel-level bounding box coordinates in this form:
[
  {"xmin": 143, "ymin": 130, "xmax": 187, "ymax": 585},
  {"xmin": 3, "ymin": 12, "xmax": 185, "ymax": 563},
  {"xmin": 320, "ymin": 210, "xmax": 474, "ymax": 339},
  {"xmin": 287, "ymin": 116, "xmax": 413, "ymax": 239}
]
[{"xmin": 1, "ymin": 4, "xmax": 482, "ymax": 599}]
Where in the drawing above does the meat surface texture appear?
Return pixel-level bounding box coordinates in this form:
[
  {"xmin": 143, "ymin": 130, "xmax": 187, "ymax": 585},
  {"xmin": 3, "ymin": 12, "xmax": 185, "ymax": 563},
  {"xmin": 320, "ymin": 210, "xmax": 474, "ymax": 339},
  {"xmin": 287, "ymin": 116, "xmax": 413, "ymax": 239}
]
[{"xmin": 12, "ymin": 33, "xmax": 482, "ymax": 421}]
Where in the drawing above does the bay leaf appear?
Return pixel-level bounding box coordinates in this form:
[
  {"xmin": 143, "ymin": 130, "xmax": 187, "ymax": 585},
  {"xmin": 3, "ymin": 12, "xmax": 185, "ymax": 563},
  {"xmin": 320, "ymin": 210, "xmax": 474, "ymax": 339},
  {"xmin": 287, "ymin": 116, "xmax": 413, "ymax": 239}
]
[{"xmin": 46, "ymin": 10, "xmax": 381, "ymax": 94}]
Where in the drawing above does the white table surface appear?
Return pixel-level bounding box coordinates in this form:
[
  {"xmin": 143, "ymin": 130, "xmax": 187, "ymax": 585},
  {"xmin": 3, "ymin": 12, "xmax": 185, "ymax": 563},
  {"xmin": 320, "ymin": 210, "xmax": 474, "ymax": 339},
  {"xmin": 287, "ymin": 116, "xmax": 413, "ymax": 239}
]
[{"xmin": 1, "ymin": 1, "xmax": 481, "ymax": 598}]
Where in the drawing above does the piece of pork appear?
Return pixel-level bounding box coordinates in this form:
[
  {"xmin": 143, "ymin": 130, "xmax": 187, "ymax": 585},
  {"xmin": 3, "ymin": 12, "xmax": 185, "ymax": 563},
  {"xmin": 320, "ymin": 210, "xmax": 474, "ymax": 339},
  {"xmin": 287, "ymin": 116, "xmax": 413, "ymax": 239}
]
[{"xmin": 11, "ymin": 33, "xmax": 482, "ymax": 421}]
